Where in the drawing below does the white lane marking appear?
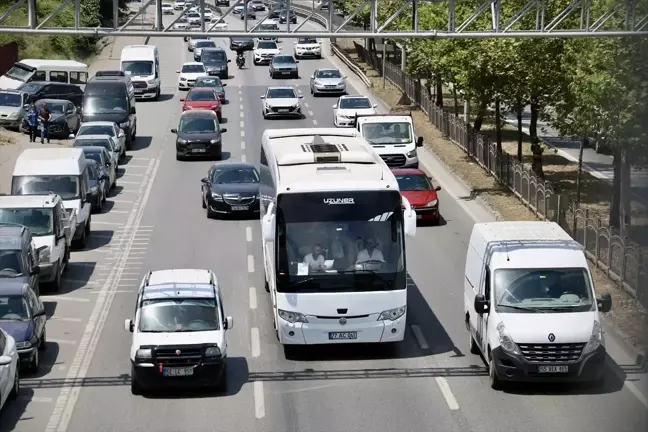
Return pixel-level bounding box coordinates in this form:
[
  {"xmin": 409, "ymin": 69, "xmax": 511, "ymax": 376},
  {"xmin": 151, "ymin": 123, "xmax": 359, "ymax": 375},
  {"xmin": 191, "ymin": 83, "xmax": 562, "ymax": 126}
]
[
  {"xmin": 90, "ymin": 221, "xmax": 123, "ymax": 226},
  {"xmin": 48, "ymin": 317, "xmax": 83, "ymax": 323},
  {"xmin": 312, "ymin": 119, "xmax": 318, "ymax": 125},
  {"xmin": 40, "ymin": 296, "xmax": 90, "ymax": 303},
  {"xmin": 116, "ymin": 180, "xmax": 141, "ymax": 185},
  {"xmin": 121, "ymin": 173, "xmax": 144, "ymax": 177},
  {"xmin": 109, "ymin": 199, "xmax": 135, "ymax": 204},
  {"xmin": 308, "ymin": 110, "xmax": 314, "ymax": 117},
  {"xmin": 625, "ymin": 381, "xmax": 648, "ymax": 410},
  {"xmin": 246, "ymin": 226, "xmax": 252, "ymax": 242},
  {"xmin": 240, "ymin": 120, "xmax": 245, "ymax": 128},
  {"xmin": 128, "ymin": 157, "xmax": 151, "ymax": 161},
  {"xmin": 119, "ymin": 165, "xmax": 148, "ymax": 169},
  {"xmin": 241, "ymin": 154, "xmax": 247, "ymax": 163},
  {"xmin": 88, "ymin": 290, "xmax": 133, "ymax": 294},
  {"xmin": 61, "ymin": 279, "xmax": 99, "ymax": 286},
  {"xmin": 48, "ymin": 339, "xmax": 77, "ymax": 345},
  {"xmin": 104, "ymin": 210, "xmax": 129, "ymax": 214},
  {"xmin": 251, "ymin": 327, "xmax": 261, "ymax": 357},
  {"xmin": 240, "ymin": 109, "xmax": 244, "ymax": 117},
  {"xmin": 411, "ymin": 325, "xmax": 429, "ymax": 350},
  {"xmin": 21, "ymin": 396, "xmax": 53, "ymax": 403},
  {"xmin": 254, "ymin": 381, "xmax": 265, "ymax": 419},
  {"xmin": 435, "ymin": 377, "xmax": 460, "ymax": 410},
  {"xmin": 249, "ymin": 287, "xmax": 257, "ymax": 309},
  {"xmin": 46, "ymin": 157, "xmax": 160, "ymax": 432},
  {"xmin": 247, "ymin": 255, "xmax": 254, "ymax": 273},
  {"xmin": 304, "ymin": 102, "xmax": 309, "ymax": 108},
  {"xmin": 241, "ymin": 141, "xmax": 246, "ymax": 150}
]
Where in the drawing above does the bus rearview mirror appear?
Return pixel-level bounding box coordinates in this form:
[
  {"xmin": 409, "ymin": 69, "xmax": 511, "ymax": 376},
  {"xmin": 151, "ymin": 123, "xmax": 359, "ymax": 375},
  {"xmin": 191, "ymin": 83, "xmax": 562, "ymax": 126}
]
[
  {"xmin": 401, "ymin": 196, "xmax": 417, "ymax": 237},
  {"xmin": 262, "ymin": 213, "xmax": 275, "ymax": 242}
]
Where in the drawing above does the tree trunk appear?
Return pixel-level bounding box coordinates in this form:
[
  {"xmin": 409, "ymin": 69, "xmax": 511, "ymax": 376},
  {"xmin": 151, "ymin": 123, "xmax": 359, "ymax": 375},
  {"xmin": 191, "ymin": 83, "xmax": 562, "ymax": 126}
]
[
  {"xmin": 435, "ymin": 78, "xmax": 443, "ymax": 107},
  {"xmin": 576, "ymin": 137, "xmax": 586, "ymax": 203},
  {"xmin": 516, "ymin": 101, "xmax": 523, "ymax": 161},
  {"xmin": 529, "ymin": 102, "xmax": 540, "ymax": 142},
  {"xmin": 609, "ymin": 152, "xmax": 622, "ymax": 228},
  {"xmin": 473, "ymin": 101, "xmax": 487, "ymax": 132},
  {"xmin": 494, "ymin": 97, "xmax": 502, "ymax": 154},
  {"xmin": 619, "ymin": 148, "xmax": 632, "ymax": 236},
  {"xmin": 531, "ymin": 137, "xmax": 545, "ymax": 178},
  {"xmin": 453, "ymin": 86, "xmax": 459, "ymax": 117}
]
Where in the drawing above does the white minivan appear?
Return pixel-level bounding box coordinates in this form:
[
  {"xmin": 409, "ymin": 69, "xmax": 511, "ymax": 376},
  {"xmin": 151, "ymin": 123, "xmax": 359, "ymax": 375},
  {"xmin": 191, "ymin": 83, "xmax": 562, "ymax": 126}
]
[
  {"xmin": 0, "ymin": 59, "xmax": 89, "ymax": 90},
  {"xmin": 120, "ymin": 45, "xmax": 161, "ymax": 100},
  {"xmin": 355, "ymin": 114, "xmax": 424, "ymax": 169},
  {"xmin": 464, "ymin": 221, "xmax": 612, "ymax": 389},
  {"xmin": 11, "ymin": 148, "xmax": 93, "ymax": 249}
]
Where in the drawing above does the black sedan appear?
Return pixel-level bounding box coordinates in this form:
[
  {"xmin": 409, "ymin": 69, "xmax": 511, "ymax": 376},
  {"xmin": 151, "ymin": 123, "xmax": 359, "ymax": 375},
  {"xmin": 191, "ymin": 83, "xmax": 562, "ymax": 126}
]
[
  {"xmin": 201, "ymin": 163, "xmax": 260, "ymax": 218},
  {"xmin": 85, "ymin": 160, "xmax": 109, "ymax": 213},
  {"xmin": 22, "ymin": 99, "xmax": 80, "ymax": 138},
  {"xmin": 279, "ymin": 9, "xmax": 297, "ymax": 24},
  {"xmin": 229, "ymin": 37, "xmax": 255, "ymax": 51},
  {"xmin": 172, "ymin": 110, "xmax": 228, "ymax": 161}
]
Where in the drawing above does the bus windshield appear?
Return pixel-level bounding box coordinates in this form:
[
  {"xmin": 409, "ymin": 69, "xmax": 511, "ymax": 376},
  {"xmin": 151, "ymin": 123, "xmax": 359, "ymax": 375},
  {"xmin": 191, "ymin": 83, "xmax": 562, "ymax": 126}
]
[{"xmin": 275, "ymin": 191, "xmax": 406, "ymax": 293}]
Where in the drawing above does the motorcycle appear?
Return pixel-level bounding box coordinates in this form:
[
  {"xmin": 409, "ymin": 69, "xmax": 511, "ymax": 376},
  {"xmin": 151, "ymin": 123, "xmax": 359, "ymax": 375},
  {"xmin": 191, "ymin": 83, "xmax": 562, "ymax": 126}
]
[{"xmin": 236, "ymin": 53, "xmax": 245, "ymax": 69}]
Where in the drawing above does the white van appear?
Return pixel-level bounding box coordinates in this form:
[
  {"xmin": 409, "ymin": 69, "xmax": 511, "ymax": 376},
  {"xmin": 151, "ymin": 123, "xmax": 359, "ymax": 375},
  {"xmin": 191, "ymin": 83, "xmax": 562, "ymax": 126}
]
[
  {"xmin": 354, "ymin": 114, "xmax": 424, "ymax": 168},
  {"xmin": 464, "ymin": 221, "xmax": 612, "ymax": 390},
  {"xmin": 11, "ymin": 148, "xmax": 93, "ymax": 249},
  {"xmin": 0, "ymin": 59, "xmax": 89, "ymax": 90},
  {"xmin": 120, "ymin": 45, "xmax": 161, "ymax": 100}
]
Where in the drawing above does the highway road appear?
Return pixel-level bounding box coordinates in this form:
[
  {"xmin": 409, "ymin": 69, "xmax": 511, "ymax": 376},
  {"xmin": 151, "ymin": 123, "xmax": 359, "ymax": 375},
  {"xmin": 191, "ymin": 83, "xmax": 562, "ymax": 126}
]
[{"xmin": 0, "ymin": 8, "xmax": 647, "ymax": 432}]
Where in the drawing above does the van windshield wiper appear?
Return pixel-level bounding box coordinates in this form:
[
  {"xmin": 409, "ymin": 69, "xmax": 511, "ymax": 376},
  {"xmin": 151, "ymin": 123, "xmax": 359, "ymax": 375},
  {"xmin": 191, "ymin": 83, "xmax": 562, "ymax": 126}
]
[{"xmin": 497, "ymin": 304, "xmax": 546, "ymax": 313}]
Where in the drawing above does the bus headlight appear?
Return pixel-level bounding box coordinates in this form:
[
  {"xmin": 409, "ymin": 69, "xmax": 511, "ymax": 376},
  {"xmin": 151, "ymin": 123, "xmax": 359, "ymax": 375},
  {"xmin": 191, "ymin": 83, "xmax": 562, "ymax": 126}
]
[
  {"xmin": 378, "ymin": 306, "xmax": 406, "ymax": 321},
  {"xmin": 278, "ymin": 309, "xmax": 308, "ymax": 323}
]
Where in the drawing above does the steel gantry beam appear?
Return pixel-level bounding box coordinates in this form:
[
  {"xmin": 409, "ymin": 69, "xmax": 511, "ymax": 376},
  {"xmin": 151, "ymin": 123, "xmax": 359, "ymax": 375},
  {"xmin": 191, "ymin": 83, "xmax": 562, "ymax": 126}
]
[{"xmin": 0, "ymin": 0, "xmax": 646, "ymax": 38}]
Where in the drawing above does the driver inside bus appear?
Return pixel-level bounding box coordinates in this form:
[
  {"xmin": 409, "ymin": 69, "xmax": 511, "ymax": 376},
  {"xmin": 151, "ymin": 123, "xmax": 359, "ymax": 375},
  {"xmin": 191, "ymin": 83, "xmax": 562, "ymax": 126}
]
[
  {"xmin": 303, "ymin": 243, "xmax": 326, "ymax": 272},
  {"xmin": 356, "ymin": 238, "xmax": 385, "ymax": 264}
]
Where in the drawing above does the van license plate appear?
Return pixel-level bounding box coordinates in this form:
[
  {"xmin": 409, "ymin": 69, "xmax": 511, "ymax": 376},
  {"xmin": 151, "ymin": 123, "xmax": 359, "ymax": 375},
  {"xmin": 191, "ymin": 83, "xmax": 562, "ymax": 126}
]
[
  {"xmin": 162, "ymin": 367, "xmax": 194, "ymax": 377},
  {"xmin": 329, "ymin": 332, "xmax": 357, "ymax": 340},
  {"xmin": 231, "ymin": 205, "xmax": 249, "ymax": 211},
  {"xmin": 538, "ymin": 365, "xmax": 568, "ymax": 373}
]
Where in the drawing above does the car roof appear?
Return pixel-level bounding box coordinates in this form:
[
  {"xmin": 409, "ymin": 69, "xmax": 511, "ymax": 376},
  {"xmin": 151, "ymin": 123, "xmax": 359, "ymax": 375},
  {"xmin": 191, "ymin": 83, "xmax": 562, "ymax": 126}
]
[
  {"xmin": 180, "ymin": 109, "xmax": 217, "ymax": 117},
  {"xmin": 0, "ymin": 281, "xmax": 29, "ymax": 296},
  {"xmin": 80, "ymin": 146, "xmax": 108, "ymax": 154},
  {"xmin": 202, "ymin": 47, "xmax": 226, "ymax": 51},
  {"xmin": 79, "ymin": 121, "xmax": 116, "ymax": 127},
  {"xmin": 182, "ymin": 61, "xmax": 203, "ymax": 66},
  {"xmin": 35, "ymin": 99, "xmax": 70, "ymax": 104},
  {"xmin": 141, "ymin": 269, "xmax": 219, "ymax": 301},
  {"xmin": 267, "ymin": 86, "xmax": 296, "ymax": 91},
  {"xmin": 211, "ymin": 162, "xmax": 256, "ymax": 170},
  {"xmin": 391, "ymin": 168, "xmax": 427, "ymax": 176},
  {"xmin": 0, "ymin": 194, "xmax": 60, "ymax": 209},
  {"xmin": 340, "ymin": 95, "xmax": 369, "ymax": 99},
  {"xmin": 74, "ymin": 134, "xmax": 112, "ymax": 140},
  {"xmin": 188, "ymin": 87, "xmax": 216, "ymax": 92}
]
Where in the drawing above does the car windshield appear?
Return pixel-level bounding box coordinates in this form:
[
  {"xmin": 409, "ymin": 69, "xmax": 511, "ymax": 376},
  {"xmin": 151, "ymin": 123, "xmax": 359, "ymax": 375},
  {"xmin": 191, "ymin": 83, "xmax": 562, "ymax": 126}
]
[
  {"xmin": 138, "ymin": 298, "xmax": 220, "ymax": 332},
  {"xmin": 395, "ymin": 174, "xmax": 432, "ymax": 191},
  {"xmin": 74, "ymin": 139, "xmax": 113, "ymax": 152},
  {"xmin": 0, "ymin": 92, "xmax": 22, "ymax": 107},
  {"xmin": 187, "ymin": 91, "xmax": 216, "ymax": 101},
  {"xmin": 0, "ymin": 295, "xmax": 29, "ymax": 320},
  {"xmin": 121, "ymin": 60, "xmax": 153, "ymax": 76},
  {"xmin": 188, "ymin": 12, "xmax": 200, "ymax": 18},
  {"xmin": 259, "ymin": 24, "xmax": 277, "ymax": 31},
  {"xmin": 181, "ymin": 64, "xmax": 205, "ymax": 73},
  {"xmin": 18, "ymin": 83, "xmax": 43, "ymax": 93},
  {"xmin": 0, "ymin": 208, "xmax": 54, "ymax": 236},
  {"xmin": 362, "ymin": 122, "xmax": 413, "ymax": 144},
  {"xmin": 179, "ymin": 116, "xmax": 217, "ymax": 134},
  {"xmin": 299, "ymin": 38, "xmax": 317, "ymax": 44},
  {"xmin": 273, "ymin": 56, "xmax": 295, "ymax": 64},
  {"xmin": 79, "ymin": 125, "xmax": 115, "ymax": 137},
  {"xmin": 201, "ymin": 51, "xmax": 227, "ymax": 63},
  {"xmin": 267, "ymin": 88, "xmax": 296, "ymax": 98},
  {"xmin": 83, "ymin": 96, "xmax": 127, "ymax": 114},
  {"xmin": 37, "ymin": 101, "xmax": 65, "ymax": 114},
  {"xmin": 494, "ymin": 268, "xmax": 595, "ymax": 313},
  {"xmin": 196, "ymin": 41, "xmax": 216, "ymax": 48},
  {"xmin": 315, "ymin": 69, "xmax": 341, "ymax": 79},
  {"xmin": 12, "ymin": 175, "xmax": 80, "ymax": 200},
  {"xmin": 339, "ymin": 98, "xmax": 372, "ymax": 109},
  {"xmin": 195, "ymin": 77, "xmax": 222, "ymax": 88},
  {"xmin": 211, "ymin": 167, "xmax": 259, "ymax": 183},
  {"xmin": 5, "ymin": 65, "xmax": 32, "ymax": 82},
  {"xmin": 257, "ymin": 41, "xmax": 277, "ymax": 49}
]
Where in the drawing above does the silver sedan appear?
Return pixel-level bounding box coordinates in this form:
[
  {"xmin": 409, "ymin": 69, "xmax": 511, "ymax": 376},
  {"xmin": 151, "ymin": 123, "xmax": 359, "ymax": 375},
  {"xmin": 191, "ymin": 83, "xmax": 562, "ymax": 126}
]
[{"xmin": 309, "ymin": 68, "xmax": 347, "ymax": 96}]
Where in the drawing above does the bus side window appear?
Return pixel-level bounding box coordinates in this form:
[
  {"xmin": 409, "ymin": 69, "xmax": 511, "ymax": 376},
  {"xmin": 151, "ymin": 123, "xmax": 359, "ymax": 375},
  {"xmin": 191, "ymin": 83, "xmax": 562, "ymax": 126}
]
[
  {"xmin": 70, "ymin": 72, "xmax": 87, "ymax": 85},
  {"xmin": 50, "ymin": 71, "xmax": 68, "ymax": 83},
  {"xmin": 30, "ymin": 70, "xmax": 46, "ymax": 82}
]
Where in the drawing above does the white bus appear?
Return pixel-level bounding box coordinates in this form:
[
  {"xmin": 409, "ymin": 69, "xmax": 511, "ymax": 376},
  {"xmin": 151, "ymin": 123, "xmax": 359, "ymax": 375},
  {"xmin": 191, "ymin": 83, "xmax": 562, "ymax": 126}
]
[{"xmin": 259, "ymin": 128, "xmax": 417, "ymax": 346}]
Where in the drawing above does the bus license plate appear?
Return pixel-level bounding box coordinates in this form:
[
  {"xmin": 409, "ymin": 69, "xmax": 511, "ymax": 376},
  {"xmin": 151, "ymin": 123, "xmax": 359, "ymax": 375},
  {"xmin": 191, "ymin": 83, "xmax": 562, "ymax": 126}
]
[
  {"xmin": 329, "ymin": 332, "xmax": 357, "ymax": 340},
  {"xmin": 162, "ymin": 367, "xmax": 194, "ymax": 377},
  {"xmin": 231, "ymin": 205, "xmax": 249, "ymax": 211},
  {"xmin": 538, "ymin": 365, "xmax": 568, "ymax": 373}
]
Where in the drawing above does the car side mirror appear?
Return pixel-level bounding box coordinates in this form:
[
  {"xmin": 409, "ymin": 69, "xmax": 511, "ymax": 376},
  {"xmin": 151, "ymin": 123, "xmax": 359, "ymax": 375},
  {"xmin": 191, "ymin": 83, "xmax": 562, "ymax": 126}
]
[
  {"xmin": 293, "ymin": 41, "xmax": 297, "ymax": 44},
  {"xmin": 260, "ymin": 95, "xmax": 265, "ymax": 99},
  {"xmin": 33, "ymin": 308, "xmax": 46, "ymax": 317},
  {"xmin": 309, "ymin": 75, "xmax": 314, "ymax": 79},
  {"xmin": 295, "ymin": 60, "xmax": 299, "ymax": 63},
  {"xmin": 179, "ymin": 98, "xmax": 185, "ymax": 102},
  {"xmin": 227, "ymin": 59, "xmax": 231, "ymax": 63},
  {"xmin": 171, "ymin": 128, "xmax": 178, "ymax": 133},
  {"xmin": 24, "ymin": 104, "xmax": 30, "ymax": 110},
  {"xmin": 416, "ymin": 136, "xmax": 424, "ymax": 147},
  {"xmin": 222, "ymin": 83, "xmax": 227, "ymax": 86},
  {"xmin": 176, "ymin": 70, "xmax": 180, "ymax": 73},
  {"xmin": 435, "ymin": 186, "xmax": 442, "ymax": 191},
  {"xmin": 332, "ymin": 104, "xmax": 337, "ymax": 108},
  {"xmin": 474, "ymin": 294, "xmax": 489, "ymax": 315},
  {"xmin": 0, "ymin": 355, "xmax": 12, "ymax": 366},
  {"xmin": 372, "ymin": 104, "xmax": 378, "ymax": 108},
  {"xmin": 118, "ymin": 129, "xmax": 125, "ymax": 138},
  {"xmin": 597, "ymin": 293, "xmax": 612, "ymax": 313},
  {"xmin": 298, "ymin": 95, "xmax": 304, "ymax": 98},
  {"xmin": 220, "ymin": 128, "xmax": 227, "ymax": 133},
  {"xmin": 201, "ymin": 177, "xmax": 209, "ymax": 184},
  {"xmin": 225, "ymin": 316, "xmax": 234, "ymax": 330},
  {"xmin": 30, "ymin": 265, "xmax": 40, "ymax": 275},
  {"xmin": 124, "ymin": 319, "xmax": 134, "ymax": 332}
]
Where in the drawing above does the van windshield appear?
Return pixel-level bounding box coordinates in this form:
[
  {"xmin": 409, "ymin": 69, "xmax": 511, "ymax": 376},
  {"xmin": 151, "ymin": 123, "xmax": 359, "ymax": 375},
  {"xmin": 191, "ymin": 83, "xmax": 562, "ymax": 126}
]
[
  {"xmin": 12, "ymin": 175, "xmax": 80, "ymax": 200},
  {"xmin": 362, "ymin": 122, "xmax": 413, "ymax": 145},
  {"xmin": 0, "ymin": 208, "xmax": 54, "ymax": 236},
  {"xmin": 83, "ymin": 96, "xmax": 127, "ymax": 114},
  {"xmin": 138, "ymin": 298, "xmax": 220, "ymax": 332},
  {"xmin": 5, "ymin": 65, "xmax": 32, "ymax": 82},
  {"xmin": 494, "ymin": 268, "xmax": 595, "ymax": 313},
  {"xmin": 122, "ymin": 60, "xmax": 154, "ymax": 76}
]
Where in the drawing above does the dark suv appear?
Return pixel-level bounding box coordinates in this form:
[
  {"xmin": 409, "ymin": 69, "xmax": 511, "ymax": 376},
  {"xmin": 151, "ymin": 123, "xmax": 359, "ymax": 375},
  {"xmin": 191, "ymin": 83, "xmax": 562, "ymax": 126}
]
[
  {"xmin": 17, "ymin": 81, "xmax": 84, "ymax": 108},
  {"xmin": 200, "ymin": 48, "xmax": 231, "ymax": 78}
]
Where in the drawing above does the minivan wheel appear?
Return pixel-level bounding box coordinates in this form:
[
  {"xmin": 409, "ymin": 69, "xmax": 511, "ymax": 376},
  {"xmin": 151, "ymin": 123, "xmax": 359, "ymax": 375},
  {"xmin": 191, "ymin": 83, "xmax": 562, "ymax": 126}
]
[
  {"xmin": 9, "ymin": 365, "xmax": 19, "ymax": 400},
  {"xmin": 489, "ymin": 353, "xmax": 502, "ymax": 390},
  {"xmin": 469, "ymin": 329, "xmax": 479, "ymax": 354}
]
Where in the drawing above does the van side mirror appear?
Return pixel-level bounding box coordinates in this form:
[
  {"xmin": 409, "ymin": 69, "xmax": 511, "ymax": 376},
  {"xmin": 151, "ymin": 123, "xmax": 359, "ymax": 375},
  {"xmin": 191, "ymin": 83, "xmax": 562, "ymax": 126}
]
[
  {"xmin": 227, "ymin": 59, "xmax": 231, "ymax": 63},
  {"xmin": 201, "ymin": 177, "xmax": 209, "ymax": 184},
  {"xmin": 416, "ymin": 136, "xmax": 424, "ymax": 147},
  {"xmin": 30, "ymin": 265, "xmax": 40, "ymax": 275},
  {"xmin": 130, "ymin": 106, "xmax": 136, "ymax": 114},
  {"xmin": 171, "ymin": 128, "xmax": 178, "ymax": 133},
  {"xmin": 225, "ymin": 316, "xmax": 234, "ymax": 330},
  {"xmin": 124, "ymin": 319, "xmax": 134, "ymax": 332},
  {"xmin": 474, "ymin": 294, "xmax": 489, "ymax": 315},
  {"xmin": 435, "ymin": 186, "xmax": 441, "ymax": 191},
  {"xmin": 262, "ymin": 203, "xmax": 275, "ymax": 242},
  {"xmin": 401, "ymin": 196, "xmax": 417, "ymax": 237},
  {"xmin": 597, "ymin": 293, "xmax": 612, "ymax": 313},
  {"xmin": 222, "ymin": 83, "xmax": 227, "ymax": 86},
  {"xmin": 372, "ymin": 104, "xmax": 378, "ymax": 108},
  {"xmin": 179, "ymin": 98, "xmax": 185, "ymax": 102}
]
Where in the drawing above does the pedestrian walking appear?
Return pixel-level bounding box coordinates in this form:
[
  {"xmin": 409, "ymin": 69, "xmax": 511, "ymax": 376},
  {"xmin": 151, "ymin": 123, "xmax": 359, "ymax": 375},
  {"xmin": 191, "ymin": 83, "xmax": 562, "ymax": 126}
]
[
  {"xmin": 38, "ymin": 102, "xmax": 51, "ymax": 144},
  {"xmin": 26, "ymin": 102, "xmax": 38, "ymax": 143}
]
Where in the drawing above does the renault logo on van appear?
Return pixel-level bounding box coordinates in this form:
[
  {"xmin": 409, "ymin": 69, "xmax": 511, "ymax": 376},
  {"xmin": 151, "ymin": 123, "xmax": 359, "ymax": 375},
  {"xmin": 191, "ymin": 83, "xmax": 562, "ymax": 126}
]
[{"xmin": 548, "ymin": 333, "xmax": 556, "ymax": 342}]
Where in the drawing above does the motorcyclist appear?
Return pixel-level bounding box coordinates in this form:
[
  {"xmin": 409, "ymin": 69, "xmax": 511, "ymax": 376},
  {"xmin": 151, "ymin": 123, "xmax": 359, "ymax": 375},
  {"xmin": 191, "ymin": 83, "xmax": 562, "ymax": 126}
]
[{"xmin": 234, "ymin": 47, "xmax": 245, "ymax": 67}]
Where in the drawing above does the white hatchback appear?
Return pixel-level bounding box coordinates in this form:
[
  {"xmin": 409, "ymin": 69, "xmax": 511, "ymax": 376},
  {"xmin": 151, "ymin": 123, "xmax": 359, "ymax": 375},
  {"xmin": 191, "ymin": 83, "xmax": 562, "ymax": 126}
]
[
  {"xmin": 333, "ymin": 95, "xmax": 378, "ymax": 127},
  {"xmin": 176, "ymin": 62, "xmax": 208, "ymax": 90},
  {"xmin": 0, "ymin": 329, "xmax": 20, "ymax": 412}
]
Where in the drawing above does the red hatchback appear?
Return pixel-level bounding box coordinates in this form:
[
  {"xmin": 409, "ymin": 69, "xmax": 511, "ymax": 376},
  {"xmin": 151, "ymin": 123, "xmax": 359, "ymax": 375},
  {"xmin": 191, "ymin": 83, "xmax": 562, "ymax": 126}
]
[
  {"xmin": 180, "ymin": 88, "xmax": 222, "ymax": 121},
  {"xmin": 393, "ymin": 168, "xmax": 441, "ymax": 224}
]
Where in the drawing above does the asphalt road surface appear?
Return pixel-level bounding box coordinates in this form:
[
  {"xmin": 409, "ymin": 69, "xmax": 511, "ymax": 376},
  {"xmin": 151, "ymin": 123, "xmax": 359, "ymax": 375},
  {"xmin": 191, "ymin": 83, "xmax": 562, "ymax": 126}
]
[{"xmin": 1, "ymin": 9, "xmax": 647, "ymax": 432}]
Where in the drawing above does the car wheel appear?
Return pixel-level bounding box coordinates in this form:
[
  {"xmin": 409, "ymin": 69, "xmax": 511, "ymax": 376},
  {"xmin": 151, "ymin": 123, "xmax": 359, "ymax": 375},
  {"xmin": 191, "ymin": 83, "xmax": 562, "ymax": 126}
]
[
  {"xmin": 39, "ymin": 328, "xmax": 47, "ymax": 351},
  {"xmin": 488, "ymin": 352, "xmax": 502, "ymax": 390},
  {"xmin": 72, "ymin": 223, "xmax": 87, "ymax": 249},
  {"xmin": 30, "ymin": 348, "xmax": 40, "ymax": 372},
  {"xmin": 49, "ymin": 261, "xmax": 62, "ymax": 293},
  {"xmin": 216, "ymin": 363, "xmax": 228, "ymax": 393},
  {"xmin": 130, "ymin": 366, "xmax": 143, "ymax": 395},
  {"xmin": 468, "ymin": 328, "xmax": 479, "ymax": 354},
  {"xmin": 202, "ymin": 193, "xmax": 206, "ymax": 209},
  {"xmin": 9, "ymin": 364, "xmax": 19, "ymax": 400}
]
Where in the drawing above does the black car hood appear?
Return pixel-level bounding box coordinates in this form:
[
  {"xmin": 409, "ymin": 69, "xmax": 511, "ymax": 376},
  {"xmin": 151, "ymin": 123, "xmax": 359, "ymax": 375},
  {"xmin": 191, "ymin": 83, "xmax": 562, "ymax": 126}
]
[
  {"xmin": 82, "ymin": 112, "xmax": 127, "ymax": 124},
  {"xmin": 211, "ymin": 183, "xmax": 259, "ymax": 195},
  {"xmin": 177, "ymin": 132, "xmax": 220, "ymax": 142}
]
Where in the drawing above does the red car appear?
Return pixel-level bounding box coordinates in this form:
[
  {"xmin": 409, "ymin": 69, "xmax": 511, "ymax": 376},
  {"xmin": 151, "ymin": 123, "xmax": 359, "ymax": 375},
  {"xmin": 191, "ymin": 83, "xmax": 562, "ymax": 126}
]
[
  {"xmin": 393, "ymin": 168, "xmax": 441, "ymax": 224},
  {"xmin": 180, "ymin": 88, "xmax": 222, "ymax": 121}
]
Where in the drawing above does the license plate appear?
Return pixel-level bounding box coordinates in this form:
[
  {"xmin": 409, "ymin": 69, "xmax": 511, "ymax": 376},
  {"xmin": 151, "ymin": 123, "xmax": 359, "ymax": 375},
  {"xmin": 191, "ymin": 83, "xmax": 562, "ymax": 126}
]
[
  {"xmin": 279, "ymin": 108, "xmax": 289, "ymax": 112},
  {"xmin": 162, "ymin": 367, "xmax": 194, "ymax": 377},
  {"xmin": 191, "ymin": 148, "xmax": 206, "ymax": 153},
  {"xmin": 282, "ymin": 71, "xmax": 291, "ymax": 75},
  {"xmin": 538, "ymin": 365, "xmax": 569, "ymax": 373},
  {"xmin": 325, "ymin": 86, "xmax": 336, "ymax": 88},
  {"xmin": 231, "ymin": 205, "xmax": 249, "ymax": 211},
  {"xmin": 329, "ymin": 332, "xmax": 357, "ymax": 340}
]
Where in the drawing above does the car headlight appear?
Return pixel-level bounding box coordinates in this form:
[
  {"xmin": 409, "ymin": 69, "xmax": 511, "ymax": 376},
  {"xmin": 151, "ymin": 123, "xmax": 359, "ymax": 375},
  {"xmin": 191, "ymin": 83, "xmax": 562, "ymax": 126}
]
[
  {"xmin": 39, "ymin": 247, "xmax": 50, "ymax": 263},
  {"xmin": 425, "ymin": 199, "xmax": 438, "ymax": 207},
  {"xmin": 135, "ymin": 348, "xmax": 152, "ymax": 359},
  {"xmin": 205, "ymin": 346, "xmax": 222, "ymax": 357},
  {"xmin": 406, "ymin": 150, "xmax": 417, "ymax": 158},
  {"xmin": 378, "ymin": 306, "xmax": 406, "ymax": 321},
  {"xmin": 8, "ymin": 112, "xmax": 19, "ymax": 119},
  {"xmin": 180, "ymin": 77, "xmax": 187, "ymax": 81},
  {"xmin": 209, "ymin": 139, "xmax": 219, "ymax": 144},
  {"xmin": 293, "ymin": 104, "xmax": 300, "ymax": 109},
  {"xmin": 278, "ymin": 309, "xmax": 308, "ymax": 323},
  {"xmin": 496, "ymin": 322, "xmax": 520, "ymax": 355},
  {"xmin": 119, "ymin": 122, "xmax": 129, "ymax": 128},
  {"xmin": 211, "ymin": 192, "xmax": 223, "ymax": 201},
  {"xmin": 314, "ymin": 80, "xmax": 322, "ymax": 85},
  {"xmin": 582, "ymin": 320, "xmax": 603, "ymax": 355},
  {"xmin": 146, "ymin": 79, "xmax": 156, "ymax": 85},
  {"xmin": 15, "ymin": 341, "xmax": 31, "ymax": 349}
]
